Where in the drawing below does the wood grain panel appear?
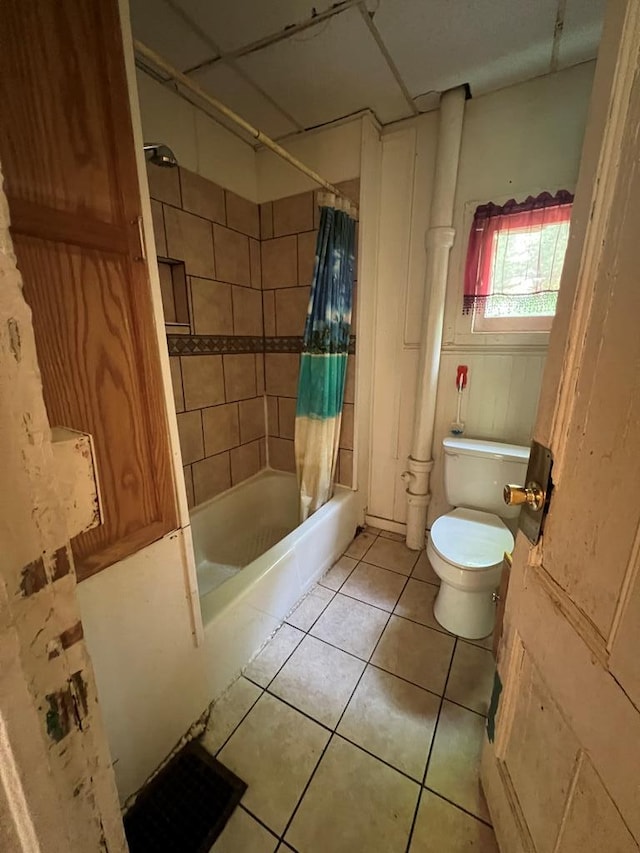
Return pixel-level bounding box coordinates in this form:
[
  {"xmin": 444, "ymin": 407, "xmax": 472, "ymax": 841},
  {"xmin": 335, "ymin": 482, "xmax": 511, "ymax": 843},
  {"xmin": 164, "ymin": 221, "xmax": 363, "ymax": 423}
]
[
  {"xmin": 0, "ymin": 2, "xmax": 129, "ymax": 222},
  {"xmin": 16, "ymin": 238, "xmax": 176, "ymax": 575},
  {"xmin": 0, "ymin": 0, "xmax": 177, "ymax": 578}
]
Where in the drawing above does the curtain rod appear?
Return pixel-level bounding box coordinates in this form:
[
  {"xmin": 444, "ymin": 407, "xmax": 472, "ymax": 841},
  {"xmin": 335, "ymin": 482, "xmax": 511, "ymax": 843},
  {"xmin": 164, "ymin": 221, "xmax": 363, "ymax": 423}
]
[{"xmin": 134, "ymin": 40, "xmax": 358, "ymax": 209}]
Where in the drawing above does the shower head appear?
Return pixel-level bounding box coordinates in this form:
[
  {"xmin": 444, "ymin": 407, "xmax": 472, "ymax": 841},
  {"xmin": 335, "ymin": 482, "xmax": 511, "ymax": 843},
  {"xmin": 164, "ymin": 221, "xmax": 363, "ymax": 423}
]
[{"xmin": 144, "ymin": 143, "xmax": 178, "ymax": 168}]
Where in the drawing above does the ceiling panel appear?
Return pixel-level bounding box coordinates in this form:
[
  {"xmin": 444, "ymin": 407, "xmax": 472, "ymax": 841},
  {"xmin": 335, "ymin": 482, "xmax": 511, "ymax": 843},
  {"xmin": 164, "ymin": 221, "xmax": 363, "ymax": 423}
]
[
  {"xmin": 558, "ymin": 0, "xmax": 605, "ymax": 68},
  {"xmin": 374, "ymin": 0, "xmax": 558, "ymax": 97},
  {"xmin": 237, "ymin": 7, "xmax": 411, "ymax": 128},
  {"xmin": 173, "ymin": 0, "xmax": 342, "ymax": 53},
  {"xmin": 130, "ymin": 0, "xmax": 216, "ymax": 72},
  {"xmin": 190, "ymin": 62, "xmax": 300, "ymax": 139}
]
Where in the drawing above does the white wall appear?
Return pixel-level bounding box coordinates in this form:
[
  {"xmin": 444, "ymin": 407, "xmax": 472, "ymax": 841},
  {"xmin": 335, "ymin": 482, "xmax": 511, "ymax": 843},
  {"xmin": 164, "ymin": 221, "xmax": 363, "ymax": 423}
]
[
  {"xmin": 136, "ymin": 73, "xmax": 365, "ymax": 205},
  {"xmin": 368, "ymin": 62, "xmax": 595, "ymax": 530},
  {"xmin": 256, "ymin": 115, "xmax": 365, "ymax": 201},
  {"xmin": 77, "ymin": 533, "xmax": 209, "ymax": 800},
  {"xmin": 136, "ymin": 70, "xmax": 258, "ymax": 201}
]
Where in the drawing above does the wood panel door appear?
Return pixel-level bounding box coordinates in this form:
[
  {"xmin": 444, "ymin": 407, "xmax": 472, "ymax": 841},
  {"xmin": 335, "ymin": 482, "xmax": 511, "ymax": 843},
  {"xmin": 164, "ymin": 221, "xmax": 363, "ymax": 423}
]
[
  {"xmin": 0, "ymin": 0, "xmax": 177, "ymax": 578},
  {"xmin": 482, "ymin": 3, "xmax": 640, "ymax": 850}
]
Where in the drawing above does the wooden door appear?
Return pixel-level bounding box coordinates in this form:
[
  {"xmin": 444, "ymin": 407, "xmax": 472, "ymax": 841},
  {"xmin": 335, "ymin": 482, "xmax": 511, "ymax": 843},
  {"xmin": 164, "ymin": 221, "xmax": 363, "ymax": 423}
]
[
  {"xmin": 0, "ymin": 0, "xmax": 177, "ymax": 579},
  {"xmin": 482, "ymin": 3, "xmax": 640, "ymax": 850}
]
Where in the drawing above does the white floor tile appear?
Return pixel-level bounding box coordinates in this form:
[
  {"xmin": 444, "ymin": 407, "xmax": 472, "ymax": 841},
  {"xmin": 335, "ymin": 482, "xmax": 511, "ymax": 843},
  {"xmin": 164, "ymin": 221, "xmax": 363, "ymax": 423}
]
[
  {"xmin": 286, "ymin": 585, "xmax": 334, "ymax": 631},
  {"xmin": 372, "ymin": 616, "xmax": 455, "ymax": 694},
  {"xmin": 411, "ymin": 551, "xmax": 440, "ymax": 586},
  {"xmin": 425, "ymin": 700, "xmax": 491, "ymax": 822},
  {"xmin": 211, "ymin": 806, "xmax": 278, "ymax": 852},
  {"xmin": 318, "ymin": 555, "xmax": 358, "ymax": 591},
  {"xmin": 394, "ymin": 578, "xmax": 447, "ymax": 633},
  {"xmin": 409, "ymin": 791, "xmax": 498, "ymax": 852},
  {"xmin": 467, "ymin": 632, "xmax": 494, "ymax": 650},
  {"xmin": 245, "ymin": 624, "xmax": 305, "ymax": 688},
  {"xmin": 218, "ymin": 693, "xmax": 330, "ymax": 835},
  {"xmin": 445, "ymin": 641, "xmax": 496, "ymax": 715},
  {"xmin": 338, "ymin": 665, "xmax": 440, "ymax": 780},
  {"xmin": 286, "ymin": 736, "xmax": 419, "ymax": 853},
  {"xmin": 344, "ymin": 530, "xmax": 377, "ymax": 560},
  {"xmin": 364, "ymin": 537, "xmax": 420, "ymax": 576},
  {"xmin": 310, "ymin": 593, "xmax": 389, "ymax": 660},
  {"xmin": 340, "ymin": 561, "xmax": 407, "ymax": 611},
  {"xmin": 201, "ymin": 677, "xmax": 262, "ymax": 756},
  {"xmin": 270, "ymin": 635, "xmax": 365, "ymax": 728},
  {"xmin": 379, "ymin": 530, "xmax": 405, "ymax": 542}
]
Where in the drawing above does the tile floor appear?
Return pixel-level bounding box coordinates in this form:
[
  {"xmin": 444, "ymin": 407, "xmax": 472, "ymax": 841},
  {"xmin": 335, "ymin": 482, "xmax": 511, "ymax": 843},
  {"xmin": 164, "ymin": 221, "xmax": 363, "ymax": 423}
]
[{"xmin": 204, "ymin": 526, "xmax": 498, "ymax": 852}]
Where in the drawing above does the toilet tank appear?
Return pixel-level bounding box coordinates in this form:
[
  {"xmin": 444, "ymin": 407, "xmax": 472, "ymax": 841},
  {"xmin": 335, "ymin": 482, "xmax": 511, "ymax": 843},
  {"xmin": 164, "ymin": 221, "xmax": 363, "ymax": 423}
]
[{"xmin": 442, "ymin": 437, "xmax": 530, "ymax": 519}]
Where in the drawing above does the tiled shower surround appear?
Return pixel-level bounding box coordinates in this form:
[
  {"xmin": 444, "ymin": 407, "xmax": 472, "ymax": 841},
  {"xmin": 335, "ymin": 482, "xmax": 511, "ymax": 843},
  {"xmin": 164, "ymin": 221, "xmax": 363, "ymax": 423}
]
[{"xmin": 147, "ymin": 163, "xmax": 358, "ymax": 509}]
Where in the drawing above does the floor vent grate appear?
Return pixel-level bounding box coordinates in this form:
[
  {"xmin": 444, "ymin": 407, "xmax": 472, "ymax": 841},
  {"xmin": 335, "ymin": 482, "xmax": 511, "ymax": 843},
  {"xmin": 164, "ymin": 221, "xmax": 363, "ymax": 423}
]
[{"xmin": 124, "ymin": 741, "xmax": 247, "ymax": 852}]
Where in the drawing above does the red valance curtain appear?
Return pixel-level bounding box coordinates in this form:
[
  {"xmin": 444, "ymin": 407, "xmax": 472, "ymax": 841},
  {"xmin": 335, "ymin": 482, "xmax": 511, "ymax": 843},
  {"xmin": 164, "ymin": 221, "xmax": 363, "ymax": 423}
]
[{"xmin": 463, "ymin": 190, "xmax": 574, "ymax": 315}]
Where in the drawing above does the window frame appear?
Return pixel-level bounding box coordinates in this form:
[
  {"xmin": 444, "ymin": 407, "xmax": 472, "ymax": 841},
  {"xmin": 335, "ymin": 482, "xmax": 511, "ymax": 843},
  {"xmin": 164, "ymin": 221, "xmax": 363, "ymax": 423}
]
[{"xmin": 464, "ymin": 192, "xmax": 572, "ymax": 336}]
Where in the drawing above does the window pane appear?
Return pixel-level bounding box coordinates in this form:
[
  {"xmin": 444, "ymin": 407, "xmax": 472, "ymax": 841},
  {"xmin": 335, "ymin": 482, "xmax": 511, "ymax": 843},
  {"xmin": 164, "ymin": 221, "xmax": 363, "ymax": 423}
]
[{"xmin": 487, "ymin": 220, "xmax": 569, "ymax": 317}]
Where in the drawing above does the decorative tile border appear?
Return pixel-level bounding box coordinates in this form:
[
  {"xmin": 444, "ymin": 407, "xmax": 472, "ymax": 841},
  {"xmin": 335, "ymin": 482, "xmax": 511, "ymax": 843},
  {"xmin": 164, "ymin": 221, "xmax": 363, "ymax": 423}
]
[
  {"xmin": 167, "ymin": 335, "xmax": 263, "ymax": 356},
  {"xmin": 264, "ymin": 336, "xmax": 303, "ymax": 353},
  {"xmin": 168, "ymin": 334, "xmax": 356, "ymax": 356},
  {"xmin": 264, "ymin": 335, "xmax": 357, "ymax": 355}
]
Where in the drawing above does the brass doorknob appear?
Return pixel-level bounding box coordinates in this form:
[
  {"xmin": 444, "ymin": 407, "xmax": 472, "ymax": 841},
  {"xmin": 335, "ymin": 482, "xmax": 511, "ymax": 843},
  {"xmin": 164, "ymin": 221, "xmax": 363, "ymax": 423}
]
[{"xmin": 503, "ymin": 482, "xmax": 545, "ymax": 512}]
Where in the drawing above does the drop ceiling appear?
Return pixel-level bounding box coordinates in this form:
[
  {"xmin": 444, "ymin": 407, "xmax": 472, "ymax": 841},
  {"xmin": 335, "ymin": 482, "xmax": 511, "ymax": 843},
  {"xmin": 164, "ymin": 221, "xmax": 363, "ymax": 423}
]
[{"xmin": 130, "ymin": 0, "xmax": 605, "ymax": 143}]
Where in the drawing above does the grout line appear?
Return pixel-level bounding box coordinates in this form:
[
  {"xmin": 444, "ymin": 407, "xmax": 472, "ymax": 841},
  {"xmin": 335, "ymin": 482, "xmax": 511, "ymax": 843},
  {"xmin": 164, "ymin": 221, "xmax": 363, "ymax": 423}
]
[
  {"xmin": 213, "ymin": 541, "xmax": 493, "ymax": 848},
  {"xmin": 259, "ymin": 689, "xmax": 334, "ymax": 735},
  {"xmin": 278, "ymin": 731, "xmax": 336, "ymax": 845},
  {"xmin": 422, "ymin": 786, "xmax": 495, "ymax": 829},
  {"xmin": 330, "ymin": 731, "xmax": 425, "ymax": 787},
  {"xmin": 404, "ymin": 637, "xmax": 459, "ymax": 853},
  {"xmin": 314, "ymin": 585, "xmax": 455, "ymax": 640},
  {"xmin": 363, "ymin": 660, "xmax": 451, "ymax": 704},
  {"xmin": 277, "ymin": 559, "xmax": 408, "ymax": 844},
  {"xmin": 159, "ymin": 198, "xmax": 258, "ymax": 242},
  {"xmin": 237, "ymin": 804, "xmax": 280, "ymax": 841},
  {"xmin": 206, "ymin": 680, "xmax": 265, "ymax": 759},
  {"xmin": 176, "ymin": 166, "xmax": 183, "ymax": 208}
]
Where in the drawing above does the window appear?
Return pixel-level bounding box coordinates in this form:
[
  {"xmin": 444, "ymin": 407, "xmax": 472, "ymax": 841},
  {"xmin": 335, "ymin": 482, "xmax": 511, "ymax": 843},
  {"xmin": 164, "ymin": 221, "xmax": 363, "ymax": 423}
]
[{"xmin": 463, "ymin": 191, "xmax": 573, "ymax": 333}]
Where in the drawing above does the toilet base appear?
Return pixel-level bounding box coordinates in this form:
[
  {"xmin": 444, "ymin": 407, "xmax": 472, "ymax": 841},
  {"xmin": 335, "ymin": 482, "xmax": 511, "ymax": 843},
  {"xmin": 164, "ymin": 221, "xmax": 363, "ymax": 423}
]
[{"xmin": 433, "ymin": 581, "xmax": 496, "ymax": 640}]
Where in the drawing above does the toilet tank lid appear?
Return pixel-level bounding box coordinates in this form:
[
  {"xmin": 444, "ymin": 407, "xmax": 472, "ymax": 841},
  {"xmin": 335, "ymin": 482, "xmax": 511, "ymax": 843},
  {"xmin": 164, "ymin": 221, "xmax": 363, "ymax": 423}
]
[{"xmin": 443, "ymin": 436, "xmax": 530, "ymax": 463}]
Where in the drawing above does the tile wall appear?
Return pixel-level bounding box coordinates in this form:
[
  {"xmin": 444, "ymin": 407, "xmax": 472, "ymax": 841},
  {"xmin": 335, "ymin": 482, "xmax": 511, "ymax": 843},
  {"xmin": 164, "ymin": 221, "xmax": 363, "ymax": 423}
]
[
  {"xmin": 148, "ymin": 163, "xmax": 265, "ymax": 508},
  {"xmin": 148, "ymin": 162, "xmax": 359, "ymax": 508}
]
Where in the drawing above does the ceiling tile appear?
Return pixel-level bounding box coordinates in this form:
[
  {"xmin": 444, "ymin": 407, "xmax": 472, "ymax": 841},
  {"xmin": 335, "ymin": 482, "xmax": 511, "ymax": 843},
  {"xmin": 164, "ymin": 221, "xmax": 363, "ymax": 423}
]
[
  {"xmin": 374, "ymin": 0, "xmax": 559, "ymax": 97},
  {"xmin": 236, "ymin": 7, "xmax": 411, "ymax": 128},
  {"xmin": 130, "ymin": 0, "xmax": 216, "ymax": 72},
  {"xmin": 173, "ymin": 0, "xmax": 341, "ymax": 52},
  {"xmin": 190, "ymin": 62, "xmax": 300, "ymax": 139},
  {"xmin": 558, "ymin": 0, "xmax": 605, "ymax": 68}
]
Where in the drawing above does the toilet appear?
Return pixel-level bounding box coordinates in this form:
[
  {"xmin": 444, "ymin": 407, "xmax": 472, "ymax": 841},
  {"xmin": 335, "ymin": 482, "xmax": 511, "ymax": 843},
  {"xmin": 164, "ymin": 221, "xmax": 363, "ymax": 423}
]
[{"xmin": 428, "ymin": 437, "xmax": 530, "ymax": 640}]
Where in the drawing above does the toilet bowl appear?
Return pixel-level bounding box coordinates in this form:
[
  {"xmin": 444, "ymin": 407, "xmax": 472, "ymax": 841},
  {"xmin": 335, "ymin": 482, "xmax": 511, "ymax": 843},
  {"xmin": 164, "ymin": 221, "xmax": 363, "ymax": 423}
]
[
  {"xmin": 430, "ymin": 437, "xmax": 529, "ymax": 639},
  {"xmin": 428, "ymin": 508, "xmax": 513, "ymax": 639}
]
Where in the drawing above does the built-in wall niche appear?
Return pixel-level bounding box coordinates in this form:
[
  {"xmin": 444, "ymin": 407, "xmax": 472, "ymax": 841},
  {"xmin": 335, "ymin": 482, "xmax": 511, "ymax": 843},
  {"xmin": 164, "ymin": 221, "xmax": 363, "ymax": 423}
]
[{"xmin": 158, "ymin": 259, "xmax": 189, "ymax": 333}]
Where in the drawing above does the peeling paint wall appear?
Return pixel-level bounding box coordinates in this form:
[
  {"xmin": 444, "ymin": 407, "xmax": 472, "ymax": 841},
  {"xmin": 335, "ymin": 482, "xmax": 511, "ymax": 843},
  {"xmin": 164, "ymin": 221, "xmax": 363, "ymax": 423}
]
[{"xmin": 0, "ymin": 162, "xmax": 127, "ymax": 851}]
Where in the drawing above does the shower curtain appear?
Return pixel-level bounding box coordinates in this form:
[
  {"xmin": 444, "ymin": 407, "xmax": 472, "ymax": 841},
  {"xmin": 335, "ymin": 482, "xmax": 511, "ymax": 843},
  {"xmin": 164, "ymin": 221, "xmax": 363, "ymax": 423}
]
[{"xmin": 295, "ymin": 194, "xmax": 356, "ymax": 521}]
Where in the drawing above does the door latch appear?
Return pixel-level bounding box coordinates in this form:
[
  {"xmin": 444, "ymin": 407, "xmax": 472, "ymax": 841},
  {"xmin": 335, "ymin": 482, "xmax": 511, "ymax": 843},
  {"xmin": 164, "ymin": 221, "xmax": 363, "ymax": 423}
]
[{"xmin": 503, "ymin": 440, "xmax": 553, "ymax": 545}]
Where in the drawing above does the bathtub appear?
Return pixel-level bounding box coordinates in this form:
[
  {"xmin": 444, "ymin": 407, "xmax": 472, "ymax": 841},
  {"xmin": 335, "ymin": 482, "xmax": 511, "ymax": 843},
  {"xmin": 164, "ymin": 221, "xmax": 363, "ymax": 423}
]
[{"xmin": 191, "ymin": 469, "xmax": 360, "ymax": 697}]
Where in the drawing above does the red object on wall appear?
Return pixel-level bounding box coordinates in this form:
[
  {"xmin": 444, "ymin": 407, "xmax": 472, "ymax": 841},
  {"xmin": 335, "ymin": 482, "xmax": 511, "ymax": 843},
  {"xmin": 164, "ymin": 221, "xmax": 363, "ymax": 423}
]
[{"xmin": 456, "ymin": 365, "xmax": 468, "ymax": 390}]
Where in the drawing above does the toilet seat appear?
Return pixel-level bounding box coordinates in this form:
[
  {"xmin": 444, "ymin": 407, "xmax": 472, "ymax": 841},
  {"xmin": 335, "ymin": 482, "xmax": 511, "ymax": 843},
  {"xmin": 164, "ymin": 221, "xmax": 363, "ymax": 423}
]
[{"xmin": 430, "ymin": 507, "xmax": 514, "ymax": 570}]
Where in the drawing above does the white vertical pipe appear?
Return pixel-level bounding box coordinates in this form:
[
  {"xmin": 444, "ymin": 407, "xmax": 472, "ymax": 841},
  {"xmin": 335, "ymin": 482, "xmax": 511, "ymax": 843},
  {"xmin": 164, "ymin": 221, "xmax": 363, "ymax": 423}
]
[{"xmin": 404, "ymin": 87, "xmax": 466, "ymax": 550}]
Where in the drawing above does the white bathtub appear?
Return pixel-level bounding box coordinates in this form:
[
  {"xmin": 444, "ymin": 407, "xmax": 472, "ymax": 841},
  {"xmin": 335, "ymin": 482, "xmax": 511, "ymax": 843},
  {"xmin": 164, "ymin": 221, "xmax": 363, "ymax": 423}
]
[{"xmin": 191, "ymin": 470, "xmax": 360, "ymax": 697}]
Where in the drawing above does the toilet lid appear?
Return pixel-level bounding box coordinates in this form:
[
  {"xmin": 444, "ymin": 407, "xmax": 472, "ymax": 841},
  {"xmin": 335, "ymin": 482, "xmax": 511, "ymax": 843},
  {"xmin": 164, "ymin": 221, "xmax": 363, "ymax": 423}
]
[{"xmin": 430, "ymin": 508, "xmax": 514, "ymax": 570}]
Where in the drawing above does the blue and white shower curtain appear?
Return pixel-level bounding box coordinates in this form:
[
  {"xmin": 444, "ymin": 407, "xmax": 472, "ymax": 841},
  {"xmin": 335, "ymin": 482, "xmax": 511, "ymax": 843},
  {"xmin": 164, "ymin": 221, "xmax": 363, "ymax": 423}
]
[{"xmin": 295, "ymin": 195, "xmax": 356, "ymax": 521}]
